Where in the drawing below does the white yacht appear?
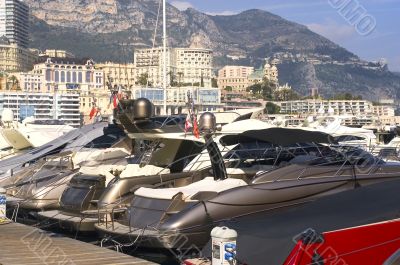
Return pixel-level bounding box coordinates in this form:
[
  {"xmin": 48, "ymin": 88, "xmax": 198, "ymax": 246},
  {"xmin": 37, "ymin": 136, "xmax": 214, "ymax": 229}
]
[
  {"xmin": 36, "ymin": 99, "xmax": 269, "ymax": 232},
  {"xmin": 0, "ymin": 109, "xmax": 74, "ymax": 159},
  {"xmin": 3, "ymin": 123, "xmax": 129, "ymax": 214},
  {"xmin": 304, "ymin": 116, "xmax": 377, "ymax": 149}
]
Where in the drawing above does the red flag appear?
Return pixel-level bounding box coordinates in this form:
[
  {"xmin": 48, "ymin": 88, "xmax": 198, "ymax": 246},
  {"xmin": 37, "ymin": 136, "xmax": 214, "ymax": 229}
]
[
  {"xmin": 113, "ymin": 95, "xmax": 118, "ymax": 109},
  {"xmin": 192, "ymin": 115, "xmax": 200, "ymax": 138},
  {"xmin": 184, "ymin": 114, "xmax": 192, "ymax": 133},
  {"xmin": 89, "ymin": 107, "xmax": 96, "ymax": 120}
]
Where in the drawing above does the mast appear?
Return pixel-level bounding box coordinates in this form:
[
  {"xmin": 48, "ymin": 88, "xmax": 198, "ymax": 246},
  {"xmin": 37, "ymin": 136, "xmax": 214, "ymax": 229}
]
[{"xmin": 162, "ymin": 0, "xmax": 167, "ymax": 115}]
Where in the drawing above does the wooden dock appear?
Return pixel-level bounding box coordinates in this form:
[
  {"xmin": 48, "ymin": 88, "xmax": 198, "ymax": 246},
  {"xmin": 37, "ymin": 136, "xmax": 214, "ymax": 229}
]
[{"xmin": 0, "ymin": 221, "xmax": 157, "ymax": 265}]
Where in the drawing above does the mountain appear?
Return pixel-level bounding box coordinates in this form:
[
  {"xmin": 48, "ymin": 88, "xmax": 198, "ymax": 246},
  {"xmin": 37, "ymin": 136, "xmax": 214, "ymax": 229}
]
[
  {"xmin": 278, "ymin": 63, "xmax": 400, "ymax": 100},
  {"xmin": 26, "ymin": 0, "xmax": 400, "ymax": 101}
]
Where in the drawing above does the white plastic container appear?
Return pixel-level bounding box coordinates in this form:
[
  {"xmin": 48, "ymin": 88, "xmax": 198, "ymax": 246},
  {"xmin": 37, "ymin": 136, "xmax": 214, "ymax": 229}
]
[
  {"xmin": 0, "ymin": 187, "xmax": 6, "ymax": 219},
  {"xmin": 211, "ymin": 226, "xmax": 237, "ymax": 265}
]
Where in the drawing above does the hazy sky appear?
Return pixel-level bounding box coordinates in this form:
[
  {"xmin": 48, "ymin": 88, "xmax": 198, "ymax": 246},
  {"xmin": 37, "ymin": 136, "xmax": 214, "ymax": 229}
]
[{"xmin": 169, "ymin": 0, "xmax": 400, "ymax": 71}]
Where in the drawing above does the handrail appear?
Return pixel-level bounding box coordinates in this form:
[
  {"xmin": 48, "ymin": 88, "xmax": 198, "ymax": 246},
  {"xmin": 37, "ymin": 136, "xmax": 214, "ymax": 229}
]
[
  {"xmin": 111, "ymin": 206, "xmax": 128, "ymax": 231},
  {"xmin": 158, "ymin": 192, "xmax": 184, "ymax": 227}
]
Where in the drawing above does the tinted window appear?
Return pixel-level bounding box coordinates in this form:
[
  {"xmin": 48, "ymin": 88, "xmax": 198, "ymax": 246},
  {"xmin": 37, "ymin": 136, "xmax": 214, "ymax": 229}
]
[{"xmin": 84, "ymin": 134, "xmax": 122, "ymax": 149}]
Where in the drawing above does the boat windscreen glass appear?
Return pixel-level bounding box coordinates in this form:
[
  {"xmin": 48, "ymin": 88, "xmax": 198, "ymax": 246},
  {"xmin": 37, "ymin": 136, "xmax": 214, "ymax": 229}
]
[
  {"xmin": 28, "ymin": 145, "xmax": 53, "ymax": 155},
  {"xmin": 224, "ymin": 141, "xmax": 273, "ymax": 160},
  {"xmin": 334, "ymin": 145, "xmax": 384, "ymax": 165},
  {"xmin": 150, "ymin": 115, "xmax": 186, "ymax": 126},
  {"xmin": 84, "ymin": 134, "xmax": 123, "ymax": 149},
  {"xmin": 60, "ymin": 186, "xmax": 91, "ymax": 210},
  {"xmin": 224, "ymin": 142, "xmax": 342, "ymax": 165}
]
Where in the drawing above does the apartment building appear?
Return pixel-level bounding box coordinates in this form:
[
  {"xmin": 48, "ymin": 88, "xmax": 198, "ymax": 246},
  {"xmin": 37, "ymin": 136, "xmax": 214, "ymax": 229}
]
[
  {"xmin": 372, "ymin": 105, "xmax": 395, "ymax": 117},
  {"xmin": 0, "ymin": 36, "xmax": 37, "ymax": 72},
  {"xmin": 95, "ymin": 62, "xmax": 136, "ymax": 89},
  {"xmin": 277, "ymin": 100, "xmax": 374, "ymax": 115},
  {"xmin": 133, "ymin": 47, "xmax": 213, "ymax": 87},
  {"xmin": 0, "ymin": 92, "xmax": 81, "ymax": 127},
  {"xmin": 134, "ymin": 47, "xmax": 173, "ymax": 87},
  {"xmin": 0, "ymin": 0, "xmax": 37, "ymax": 73},
  {"xmin": 0, "ymin": 0, "xmax": 29, "ymax": 48},
  {"xmin": 174, "ymin": 48, "xmax": 213, "ymax": 87},
  {"xmin": 217, "ymin": 66, "xmax": 254, "ymax": 92}
]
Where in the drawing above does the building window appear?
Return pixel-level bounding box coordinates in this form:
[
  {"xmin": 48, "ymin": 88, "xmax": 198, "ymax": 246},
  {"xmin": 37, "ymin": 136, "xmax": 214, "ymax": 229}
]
[
  {"xmin": 46, "ymin": 70, "xmax": 51, "ymax": 81},
  {"xmin": 86, "ymin": 71, "xmax": 91, "ymax": 82},
  {"xmin": 67, "ymin": 72, "xmax": 71, "ymax": 82},
  {"xmin": 72, "ymin": 72, "xmax": 77, "ymax": 83},
  {"xmin": 55, "ymin": 71, "xmax": 59, "ymax": 82},
  {"xmin": 78, "ymin": 72, "xmax": 83, "ymax": 83},
  {"xmin": 61, "ymin": 71, "xmax": 65, "ymax": 82}
]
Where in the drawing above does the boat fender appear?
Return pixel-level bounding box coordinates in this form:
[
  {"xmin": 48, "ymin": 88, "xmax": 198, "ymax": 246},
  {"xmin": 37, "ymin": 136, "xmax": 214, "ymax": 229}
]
[{"xmin": 211, "ymin": 226, "xmax": 237, "ymax": 265}]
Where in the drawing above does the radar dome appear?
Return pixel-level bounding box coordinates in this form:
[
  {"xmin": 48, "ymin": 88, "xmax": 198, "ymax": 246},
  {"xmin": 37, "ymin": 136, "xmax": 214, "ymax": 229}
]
[
  {"xmin": 1, "ymin": 109, "xmax": 14, "ymax": 123},
  {"xmin": 133, "ymin": 98, "xmax": 154, "ymax": 120},
  {"xmin": 199, "ymin": 112, "xmax": 217, "ymax": 134}
]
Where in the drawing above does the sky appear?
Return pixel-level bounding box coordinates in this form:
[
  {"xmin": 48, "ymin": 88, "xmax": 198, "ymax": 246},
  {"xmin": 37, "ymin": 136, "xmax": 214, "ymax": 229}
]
[{"xmin": 169, "ymin": 0, "xmax": 400, "ymax": 72}]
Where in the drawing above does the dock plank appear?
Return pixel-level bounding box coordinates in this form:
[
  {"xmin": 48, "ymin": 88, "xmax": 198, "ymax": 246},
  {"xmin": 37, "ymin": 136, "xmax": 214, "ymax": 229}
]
[{"xmin": 0, "ymin": 222, "xmax": 157, "ymax": 265}]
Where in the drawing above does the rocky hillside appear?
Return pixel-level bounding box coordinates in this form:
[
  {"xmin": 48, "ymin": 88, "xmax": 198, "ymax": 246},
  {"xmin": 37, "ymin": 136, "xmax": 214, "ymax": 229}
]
[
  {"xmin": 278, "ymin": 63, "xmax": 400, "ymax": 100},
  {"xmin": 26, "ymin": 0, "xmax": 400, "ymax": 100},
  {"xmin": 26, "ymin": 0, "xmax": 355, "ymax": 59}
]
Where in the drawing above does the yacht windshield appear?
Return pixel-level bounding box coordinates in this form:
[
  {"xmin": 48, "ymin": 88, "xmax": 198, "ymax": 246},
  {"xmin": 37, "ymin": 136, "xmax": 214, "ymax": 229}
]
[{"xmin": 223, "ymin": 142, "xmax": 341, "ymax": 168}]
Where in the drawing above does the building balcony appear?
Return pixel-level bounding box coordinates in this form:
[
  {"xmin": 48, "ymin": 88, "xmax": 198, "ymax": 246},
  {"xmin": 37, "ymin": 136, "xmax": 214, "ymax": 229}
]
[
  {"xmin": 61, "ymin": 115, "xmax": 81, "ymax": 119},
  {"xmin": 57, "ymin": 97, "xmax": 80, "ymax": 101},
  {"xmin": 58, "ymin": 102, "xmax": 80, "ymax": 106},
  {"xmin": 59, "ymin": 106, "xmax": 79, "ymax": 110},
  {"xmin": 60, "ymin": 117, "xmax": 81, "ymax": 121}
]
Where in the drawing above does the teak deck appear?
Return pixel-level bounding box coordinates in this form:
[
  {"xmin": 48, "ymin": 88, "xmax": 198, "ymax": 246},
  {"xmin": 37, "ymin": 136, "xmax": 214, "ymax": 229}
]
[{"xmin": 0, "ymin": 221, "xmax": 156, "ymax": 265}]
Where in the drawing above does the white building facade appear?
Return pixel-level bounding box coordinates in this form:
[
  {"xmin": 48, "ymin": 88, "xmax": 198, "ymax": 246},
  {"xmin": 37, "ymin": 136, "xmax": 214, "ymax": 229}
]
[
  {"xmin": 17, "ymin": 58, "xmax": 104, "ymax": 93},
  {"xmin": 0, "ymin": 0, "xmax": 29, "ymax": 48},
  {"xmin": 372, "ymin": 105, "xmax": 395, "ymax": 117},
  {"xmin": 95, "ymin": 62, "xmax": 136, "ymax": 89},
  {"xmin": 277, "ymin": 100, "xmax": 374, "ymax": 116},
  {"xmin": 134, "ymin": 47, "xmax": 173, "ymax": 87},
  {"xmin": 174, "ymin": 48, "xmax": 213, "ymax": 87},
  {"xmin": 133, "ymin": 47, "xmax": 213, "ymax": 88},
  {"xmin": 0, "ymin": 92, "xmax": 81, "ymax": 127}
]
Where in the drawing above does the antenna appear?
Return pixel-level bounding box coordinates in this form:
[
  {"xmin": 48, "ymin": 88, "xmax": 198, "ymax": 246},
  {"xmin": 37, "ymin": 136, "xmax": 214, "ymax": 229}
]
[{"xmin": 163, "ymin": 0, "xmax": 167, "ymax": 115}]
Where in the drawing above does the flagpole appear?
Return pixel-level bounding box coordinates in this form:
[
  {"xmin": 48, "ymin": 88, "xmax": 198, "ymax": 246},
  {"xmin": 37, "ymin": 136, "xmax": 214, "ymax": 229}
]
[{"xmin": 163, "ymin": 0, "xmax": 167, "ymax": 115}]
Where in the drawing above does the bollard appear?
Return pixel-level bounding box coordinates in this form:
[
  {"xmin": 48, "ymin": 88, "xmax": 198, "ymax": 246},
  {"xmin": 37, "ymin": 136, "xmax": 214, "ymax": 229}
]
[
  {"xmin": 0, "ymin": 187, "xmax": 6, "ymax": 221},
  {"xmin": 211, "ymin": 226, "xmax": 237, "ymax": 265}
]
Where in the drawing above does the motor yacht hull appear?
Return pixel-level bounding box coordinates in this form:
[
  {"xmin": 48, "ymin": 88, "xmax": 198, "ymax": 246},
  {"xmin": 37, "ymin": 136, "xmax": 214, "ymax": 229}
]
[
  {"xmin": 0, "ymin": 123, "xmax": 107, "ymax": 180},
  {"xmin": 284, "ymin": 218, "xmax": 400, "ymax": 265},
  {"xmin": 38, "ymin": 170, "xmax": 209, "ymax": 232},
  {"xmin": 6, "ymin": 170, "xmax": 76, "ymax": 211},
  {"xmin": 99, "ymin": 169, "xmax": 400, "ymax": 250}
]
